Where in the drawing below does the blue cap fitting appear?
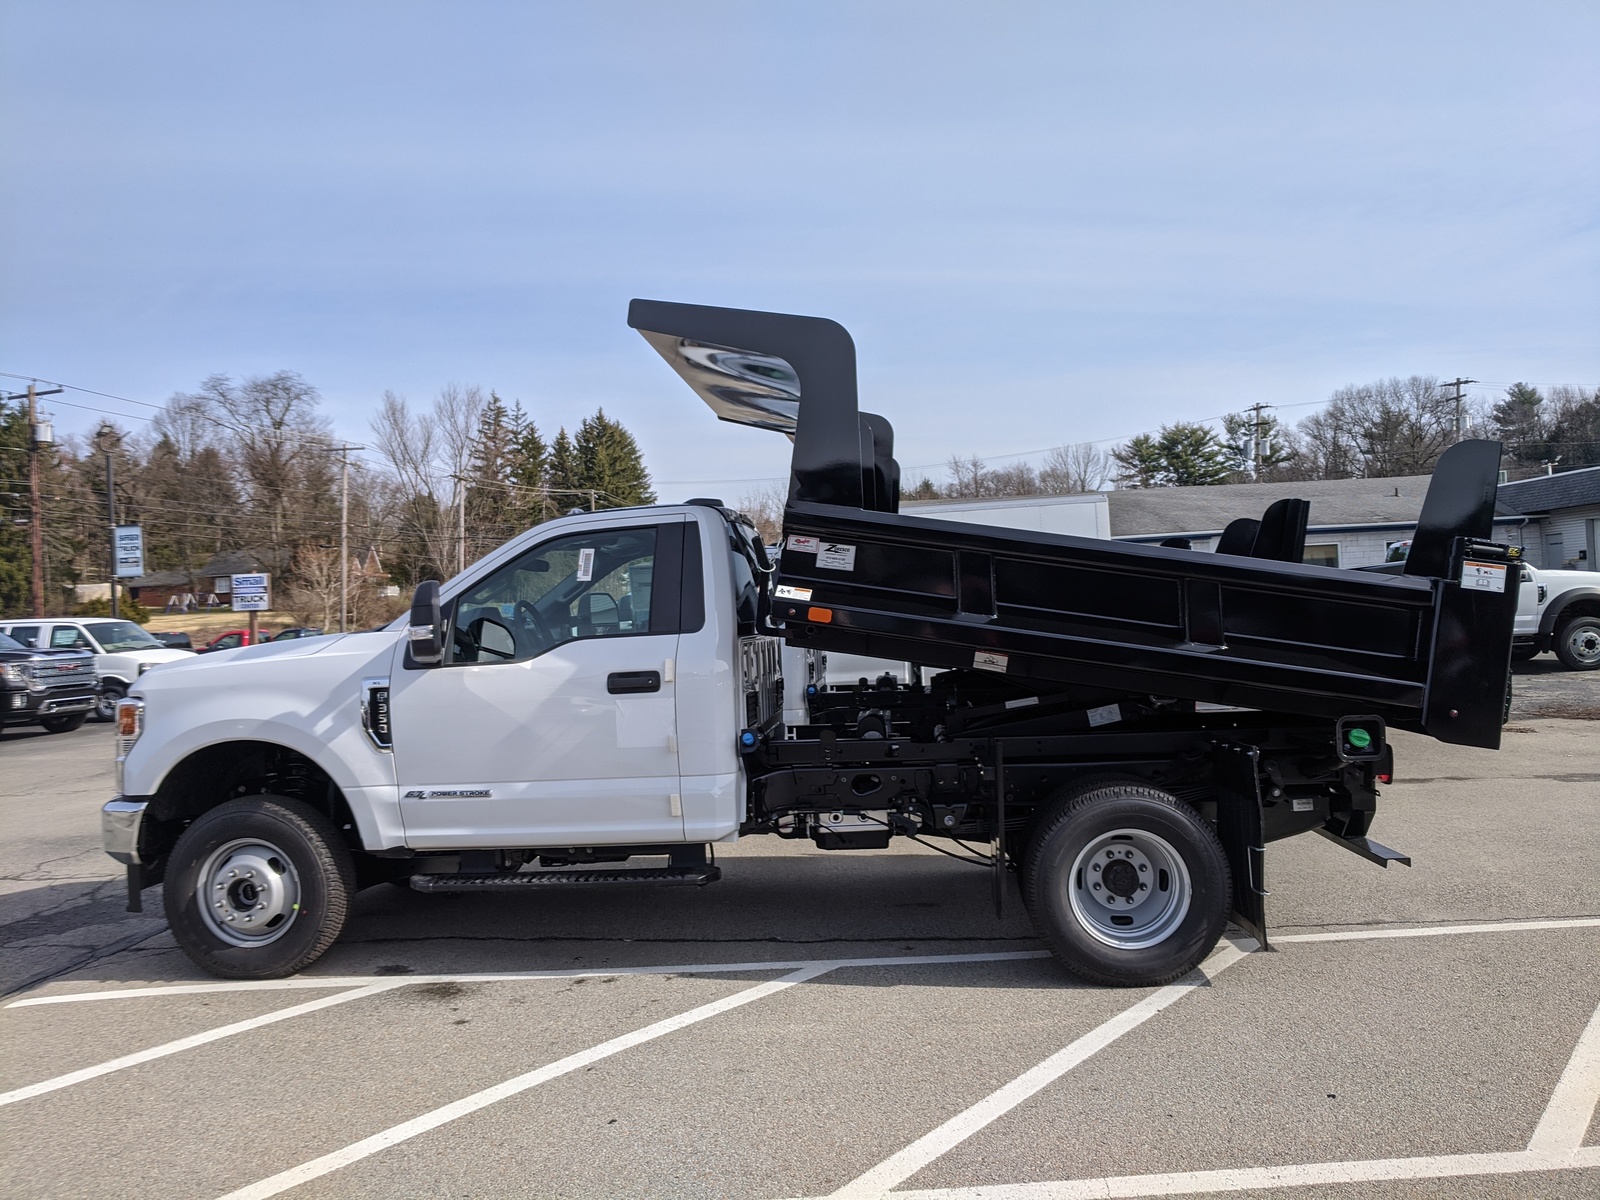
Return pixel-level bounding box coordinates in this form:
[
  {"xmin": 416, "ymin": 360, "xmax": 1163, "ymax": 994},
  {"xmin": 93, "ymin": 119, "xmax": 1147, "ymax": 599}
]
[
  {"xmin": 739, "ymin": 730, "xmax": 758, "ymax": 748},
  {"xmin": 806, "ymin": 684, "xmax": 818, "ymax": 696}
]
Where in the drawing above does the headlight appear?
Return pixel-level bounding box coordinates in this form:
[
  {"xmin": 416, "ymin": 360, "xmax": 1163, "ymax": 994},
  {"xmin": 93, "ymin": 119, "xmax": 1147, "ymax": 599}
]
[
  {"xmin": 115, "ymin": 698, "xmax": 145, "ymax": 792},
  {"xmin": 0, "ymin": 663, "xmax": 28, "ymax": 687}
]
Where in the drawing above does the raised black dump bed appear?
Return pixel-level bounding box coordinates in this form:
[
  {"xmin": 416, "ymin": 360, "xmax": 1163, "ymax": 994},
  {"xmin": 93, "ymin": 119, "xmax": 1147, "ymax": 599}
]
[
  {"xmin": 632, "ymin": 299, "xmax": 1522, "ymax": 982},
  {"xmin": 631, "ymin": 299, "xmax": 1520, "ymax": 751}
]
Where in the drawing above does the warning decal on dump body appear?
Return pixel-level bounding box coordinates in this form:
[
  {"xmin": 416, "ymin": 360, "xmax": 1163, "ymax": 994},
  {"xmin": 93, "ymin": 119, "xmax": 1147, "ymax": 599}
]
[
  {"xmin": 774, "ymin": 584, "xmax": 813, "ymax": 601},
  {"xmin": 973, "ymin": 650, "xmax": 1008, "ymax": 673},
  {"xmin": 1460, "ymin": 560, "xmax": 1507, "ymax": 593},
  {"xmin": 817, "ymin": 542, "xmax": 857, "ymax": 571},
  {"xmin": 786, "ymin": 535, "xmax": 820, "ymax": 554}
]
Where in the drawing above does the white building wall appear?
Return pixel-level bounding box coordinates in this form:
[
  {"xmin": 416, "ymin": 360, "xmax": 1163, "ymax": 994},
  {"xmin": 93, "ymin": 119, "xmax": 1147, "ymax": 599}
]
[{"xmin": 1537, "ymin": 504, "xmax": 1600, "ymax": 571}]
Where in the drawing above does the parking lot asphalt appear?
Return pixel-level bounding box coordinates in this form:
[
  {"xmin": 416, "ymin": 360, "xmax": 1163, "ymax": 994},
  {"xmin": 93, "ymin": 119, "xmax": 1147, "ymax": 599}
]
[{"xmin": 1, "ymin": 668, "xmax": 1596, "ymax": 1200}]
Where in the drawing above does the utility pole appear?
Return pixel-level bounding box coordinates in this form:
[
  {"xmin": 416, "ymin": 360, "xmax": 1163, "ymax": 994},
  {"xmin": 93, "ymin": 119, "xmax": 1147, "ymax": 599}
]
[
  {"xmin": 97, "ymin": 424, "xmax": 121, "ymax": 618},
  {"xmin": 1442, "ymin": 378, "xmax": 1476, "ymax": 439},
  {"xmin": 1246, "ymin": 402, "xmax": 1273, "ymax": 478},
  {"xmin": 3, "ymin": 384, "xmax": 63, "ymax": 616},
  {"xmin": 314, "ymin": 444, "xmax": 364, "ymax": 632}
]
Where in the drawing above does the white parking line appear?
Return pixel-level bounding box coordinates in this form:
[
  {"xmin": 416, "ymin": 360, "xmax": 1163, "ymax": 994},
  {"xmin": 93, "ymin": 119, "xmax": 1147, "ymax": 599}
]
[
  {"xmin": 213, "ymin": 963, "xmax": 834, "ymax": 1200},
  {"xmin": 0, "ymin": 982, "xmax": 406, "ymax": 1107},
  {"xmin": 1274, "ymin": 916, "xmax": 1600, "ymax": 944},
  {"xmin": 11, "ymin": 915, "xmax": 1597, "ymax": 1010},
  {"xmin": 5, "ymin": 950, "xmax": 1054, "ymax": 1008},
  {"xmin": 825, "ymin": 940, "xmax": 1252, "ymax": 1200},
  {"xmin": 889, "ymin": 1147, "xmax": 1600, "ymax": 1198},
  {"xmin": 1528, "ymin": 997, "xmax": 1600, "ymax": 1155}
]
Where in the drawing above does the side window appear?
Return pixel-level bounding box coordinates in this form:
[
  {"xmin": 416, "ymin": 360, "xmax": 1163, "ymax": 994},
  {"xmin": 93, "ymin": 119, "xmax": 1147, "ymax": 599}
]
[
  {"xmin": 213, "ymin": 634, "xmax": 242, "ymax": 650},
  {"xmin": 447, "ymin": 526, "xmax": 665, "ymax": 666},
  {"xmin": 8, "ymin": 625, "xmax": 41, "ymax": 648},
  {"xmin": 50, "ymin": 626, "xmax": 92, "ymax": 650}
]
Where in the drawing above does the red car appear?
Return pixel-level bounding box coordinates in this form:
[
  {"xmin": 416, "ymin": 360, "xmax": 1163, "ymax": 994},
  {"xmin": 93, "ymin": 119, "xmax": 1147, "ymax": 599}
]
[{"xmin": 198, "ymin": 629, "xmax": 268, "ymax": 653}]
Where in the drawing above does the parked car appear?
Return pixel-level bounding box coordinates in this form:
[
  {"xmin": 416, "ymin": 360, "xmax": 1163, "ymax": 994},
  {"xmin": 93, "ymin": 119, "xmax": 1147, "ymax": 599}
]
[
  {"xmin": 0, "ymin": 629, "xmax": 99, "ymax": 735},
  {"xmin": 151, "ymin": 631, "xmax": 193, "ymax": 650},
  {"xmin": 0, "ymin": 617, "xmax": 195, "ymax": 722},
  {"xmin": 270, "ymin": 626, "xmax": 326, "ymax": 641},
  {"xmin": 197, "ymin": 629, "xmax": 269, "ymax": 653}
]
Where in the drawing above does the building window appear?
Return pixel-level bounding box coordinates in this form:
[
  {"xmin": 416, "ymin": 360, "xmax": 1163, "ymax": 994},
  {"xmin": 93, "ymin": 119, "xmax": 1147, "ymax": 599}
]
[{"xmin": 1303, "ymin": 544, "xmax": 1341, "ymax": 568}]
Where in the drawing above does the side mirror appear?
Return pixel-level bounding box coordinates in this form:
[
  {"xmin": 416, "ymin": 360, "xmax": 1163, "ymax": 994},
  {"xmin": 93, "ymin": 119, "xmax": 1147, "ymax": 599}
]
[{"xmin": 408, "ymin": 581, "xmax": 444, "ymax": 665}]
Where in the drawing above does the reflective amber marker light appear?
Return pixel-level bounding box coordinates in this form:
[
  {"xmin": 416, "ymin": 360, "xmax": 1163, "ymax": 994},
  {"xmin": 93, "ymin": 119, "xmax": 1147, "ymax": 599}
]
[
  {"xmin": 806, "ymin": 607, "xmax": 834, "ymax": 624},
  {"xmin": 117, "ymin": 702, "xmax": 139, "ymax": 737}
]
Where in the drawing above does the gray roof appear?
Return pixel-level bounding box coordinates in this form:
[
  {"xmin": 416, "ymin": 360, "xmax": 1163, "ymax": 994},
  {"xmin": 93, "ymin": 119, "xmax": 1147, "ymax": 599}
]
[
  {"xmin": 124, "ymin": 569, "xmax": 193, "ymax": 589},
  {"xmin": 1495, "ymin": 465, "xmax": 1600, "ymax": 515},
  {"xmin": 1105, "ymin": 475, "xmax": 1452, "ymax": 538}
]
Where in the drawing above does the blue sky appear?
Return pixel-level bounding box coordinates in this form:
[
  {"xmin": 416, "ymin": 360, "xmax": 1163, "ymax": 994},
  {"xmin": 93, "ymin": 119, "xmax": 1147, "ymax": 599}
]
[{"xmin": 3, "ymin": 2, "xmax": 1596, "ymax": 495}]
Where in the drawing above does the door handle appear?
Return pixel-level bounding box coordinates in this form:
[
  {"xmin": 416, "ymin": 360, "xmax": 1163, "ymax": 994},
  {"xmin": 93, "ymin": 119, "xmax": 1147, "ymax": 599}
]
[{"xmin": 607, "ymin": 670, "xmax": 662, "ymax": 694}]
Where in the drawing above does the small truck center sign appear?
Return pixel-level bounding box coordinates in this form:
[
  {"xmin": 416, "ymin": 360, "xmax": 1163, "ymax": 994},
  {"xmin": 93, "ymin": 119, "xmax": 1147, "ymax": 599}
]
[{"xmin": 230, "ymin": 573, "xmax": 270, "ymax": 613}]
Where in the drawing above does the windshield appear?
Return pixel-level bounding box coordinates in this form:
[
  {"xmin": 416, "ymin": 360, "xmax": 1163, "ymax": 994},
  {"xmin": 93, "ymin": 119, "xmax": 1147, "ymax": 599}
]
[
  {"xmin": 0, "ymin": 631, "xmax": 21, "ymax": 651},
  {"xmin": 89, "ymin": 621, "xmax": 166, "ymax": 652}
]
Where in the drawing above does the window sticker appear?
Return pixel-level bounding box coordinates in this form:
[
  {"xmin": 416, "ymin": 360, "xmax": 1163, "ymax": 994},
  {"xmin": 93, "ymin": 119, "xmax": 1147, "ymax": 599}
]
[
  {"xmin": 786, "ymin": 535, "xmax": 819, "ymax": 553},
  {"xmin": 577, "ymin": 548, "xmax": 595, "ymax": 582},
  {"xmin": 817, "ymin": 542, "xmax": 857, "ymax": 571}
]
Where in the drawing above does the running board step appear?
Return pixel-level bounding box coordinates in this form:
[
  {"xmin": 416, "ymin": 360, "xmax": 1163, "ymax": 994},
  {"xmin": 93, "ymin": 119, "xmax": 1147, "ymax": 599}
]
[
  {"xmin": 409, "ymin": 865, "xmax": 721, "ymax": 891},
  {"xmin": 1314, "ymin": 829, "xmax": 1411, "ymax": 867}
]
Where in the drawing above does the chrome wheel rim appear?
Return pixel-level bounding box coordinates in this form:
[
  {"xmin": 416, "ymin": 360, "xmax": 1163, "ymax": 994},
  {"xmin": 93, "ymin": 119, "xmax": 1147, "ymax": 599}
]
[
  {"xmin": 196, "ymin": 838, "xmax": 301, "ymax": 947},
  {"xmin": 1067, "ymin": 828, "xmax": 1192, "ymax": 950},
  {"xmin": 1564, "ymin": 623, "xmax": 1600, "ymax": 667}
]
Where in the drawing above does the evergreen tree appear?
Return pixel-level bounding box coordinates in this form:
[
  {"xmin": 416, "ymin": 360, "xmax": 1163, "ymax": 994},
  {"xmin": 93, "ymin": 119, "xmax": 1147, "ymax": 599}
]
[
  {"xmin": 1111, "ymin": 433, "xmax": 1164, "ymax": 488},
  {"xmin": 1222, "ymin": 412, "xmax": 1297, "ymax": 481},
  {"xmin": 546, "ymin": 427, "xmax": 583, "ymax": 509},
  {"xmin": 575, "ymin": 408, "xmax": 656, "ymax": 508},
  {"xmin": 1157, "ymin": 422, "xmax": 1233, "ymax": 486},
  {"xmin": 1492, "ymin": 382, "xmax": 1547, "ymax": 467},
  {"xmin": 0, "ymin": 396, "xmax": 30, "ymax": 614},
  {"xmin": 506, "ymin": 400, "xmax": 550, "ymax": 524}
]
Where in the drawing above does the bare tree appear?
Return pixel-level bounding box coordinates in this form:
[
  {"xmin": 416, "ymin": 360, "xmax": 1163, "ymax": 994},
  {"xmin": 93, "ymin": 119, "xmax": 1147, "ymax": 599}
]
[
  {"xmin": 736, "ymin": 485, "xmax": 786, "ymax": 546},
  {"xmin": 1039, "ymin": 442, "xmax": 1111, "ymax": 493}
]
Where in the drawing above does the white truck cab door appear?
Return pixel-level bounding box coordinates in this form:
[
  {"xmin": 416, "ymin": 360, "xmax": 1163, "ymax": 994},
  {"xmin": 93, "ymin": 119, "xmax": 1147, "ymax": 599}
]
[{"xmin": 388, "ymin": 519, "xmax": 695, "ymax": 849}]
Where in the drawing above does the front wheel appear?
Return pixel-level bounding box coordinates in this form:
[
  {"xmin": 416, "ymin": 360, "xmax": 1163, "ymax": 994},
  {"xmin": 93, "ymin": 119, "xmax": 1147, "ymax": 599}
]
[
  {"xmin": 95, "ymin": 681, "xmax": 127, "ymax": 723},
  {"xmin": 1023, "ymin": 782, "xmax": 1231, "ymax": 987},
  {"xmin": 1554, "ymin": 614, "xmax": 1600, "ymax": 671},
  {"xmin": 40, "ymin": 712, "xmax": 87, "ymax": 733},
  {"xmin": 164, "ymin": 795, "xmax": 355, "ymax": 979}
]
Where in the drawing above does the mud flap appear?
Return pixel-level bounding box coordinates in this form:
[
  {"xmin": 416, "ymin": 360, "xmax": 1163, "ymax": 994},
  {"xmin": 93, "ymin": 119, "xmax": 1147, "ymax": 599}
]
[{"xmin": 1215, "ymin": 743, "xmax": 1269, "ymax": 950}]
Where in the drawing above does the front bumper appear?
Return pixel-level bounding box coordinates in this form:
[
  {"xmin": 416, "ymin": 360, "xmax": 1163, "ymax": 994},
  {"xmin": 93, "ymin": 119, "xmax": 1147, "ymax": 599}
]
[
  {"xmin": 3, "ymin": 687, "xmax": 97, "ymax": 722},
  {"xmin": 102, "ymin": 798, "xmax": 149, "ymax": 865}
]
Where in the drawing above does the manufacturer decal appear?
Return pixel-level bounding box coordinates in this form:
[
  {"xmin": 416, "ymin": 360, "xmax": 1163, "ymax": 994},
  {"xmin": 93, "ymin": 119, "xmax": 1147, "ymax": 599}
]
[
  {"xmin": 403, "ymin": 788, "xmax": 493, "ymax": 799},
  {"xmin": 1292, "ymin": 796, "xmax": 1314, "ymax": 812},
  {"xmin": 577, "ymin": 548, "xmax": 596, "ymax": 582},
  {"xmin": 972, "ymin": 650, "xmax": 1009, "ymax": 673},
  {"xmin": 1459, "ymin": 560, "xmax": 1506, "ymax": 593},
  {"xmin": 1086, "ymin": 703, "xmax": 1121, "ymax": 727},
  {"xmin": 774, "ymin": 584, "xmax": 814, "ymax": 601},
  {"xmin": 786, "ymin": 535, "xmax": 820, "ymax": 554},
  {"xmin": 816, "ymin": 541, "xmax": 857, "ymax": 571}
]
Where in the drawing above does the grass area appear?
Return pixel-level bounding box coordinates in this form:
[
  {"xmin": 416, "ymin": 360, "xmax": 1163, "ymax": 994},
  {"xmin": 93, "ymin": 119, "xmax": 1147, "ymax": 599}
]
[{"xmin": 143, "ymin": 611, "xmax": 295, "ymax": 638}]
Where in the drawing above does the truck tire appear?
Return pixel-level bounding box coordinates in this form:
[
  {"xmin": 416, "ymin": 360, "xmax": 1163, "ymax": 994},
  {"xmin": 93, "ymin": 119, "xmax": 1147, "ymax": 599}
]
[
  {"xmin": 1554, "ymin": 613, "xmax": 1600, "ymax": 671},
  {"xmin": 164, "ymin": 795, "xmax": 355, "ymax": 979},
  {"xmin": 1023, "ymin": 782, "xmax": 1231, "ymax": 987},
  {"xmin": 95, "ymin": 681, "xmax": 127, "ymax": 723},
  {"xmin": 40, "ymin": 712, "xmax": 88, "ymax": 733}
]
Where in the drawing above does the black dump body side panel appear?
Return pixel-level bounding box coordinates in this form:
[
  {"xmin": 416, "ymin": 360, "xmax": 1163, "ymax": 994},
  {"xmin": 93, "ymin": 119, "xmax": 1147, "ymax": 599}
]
[{"xmin": 629, "ymin": 299, "xmax": 1520, "ymax": 749}]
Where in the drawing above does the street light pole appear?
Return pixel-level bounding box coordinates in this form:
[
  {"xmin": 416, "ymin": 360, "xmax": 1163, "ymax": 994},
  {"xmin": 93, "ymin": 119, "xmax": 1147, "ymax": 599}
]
[
  {"xmin": 98, "ymin": 424, "xmax": 120, "ymax": 619},
  {"xmin": 340, "ymin": 453, "xmax": 349, "ymax": 633}
]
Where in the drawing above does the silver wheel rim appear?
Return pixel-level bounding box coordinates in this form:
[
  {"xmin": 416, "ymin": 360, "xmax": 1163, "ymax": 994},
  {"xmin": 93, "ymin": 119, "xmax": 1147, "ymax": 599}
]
[
  {"xmin": 1066, "ymin": 828, "xmax": 1192, "ymax": 950},
  {"xmin": 1564, "ymin": 623, "xmax": 1600, "ymax": 666},
  {"xmin": 96, "ymin": 690, "xmax": 120, "ymax": 721},
  {"xmin": 195, "ymin": 838, "xmax": 302, "ymax": 947}
]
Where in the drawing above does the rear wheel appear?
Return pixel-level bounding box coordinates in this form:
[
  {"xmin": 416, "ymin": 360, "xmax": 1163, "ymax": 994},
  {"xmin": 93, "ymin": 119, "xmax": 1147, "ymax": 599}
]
[
  {"xmin": 40, "ymin": 712, "xmax": 87, "ymax": 733},
  {"xmin": 164, "ymin": 795, "xmax": 354, "ymax": 979},
  {"xmin": 1023, "ymin": 781, "xmax": 1231, "ymax": 986},
  {"xmin": 1554, "ymin": 614, "xmax": 1600, "ymax": 671}
]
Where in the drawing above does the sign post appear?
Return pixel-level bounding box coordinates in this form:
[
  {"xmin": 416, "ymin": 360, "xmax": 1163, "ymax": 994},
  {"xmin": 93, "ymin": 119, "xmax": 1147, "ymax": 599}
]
[{"xmin": 231, "ymin": 573, "xmax": 269, "ymax": 645}]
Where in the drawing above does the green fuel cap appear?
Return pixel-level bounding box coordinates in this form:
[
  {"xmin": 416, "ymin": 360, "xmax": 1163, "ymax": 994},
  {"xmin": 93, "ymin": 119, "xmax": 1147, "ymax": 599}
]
[{"xmin": 1347, "ymin": 727, "xmax": 1372, "ymax": 750}]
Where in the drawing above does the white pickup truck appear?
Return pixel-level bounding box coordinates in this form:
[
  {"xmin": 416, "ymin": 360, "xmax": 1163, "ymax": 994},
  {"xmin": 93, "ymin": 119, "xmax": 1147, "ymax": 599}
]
[
  {"xmin": 101, "ymin": 299, "xmax": 1525, "ymax": 990},
  {"xmin": 1512, "ymin": 564, "xmax": 1600, "ymax": 669}
]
